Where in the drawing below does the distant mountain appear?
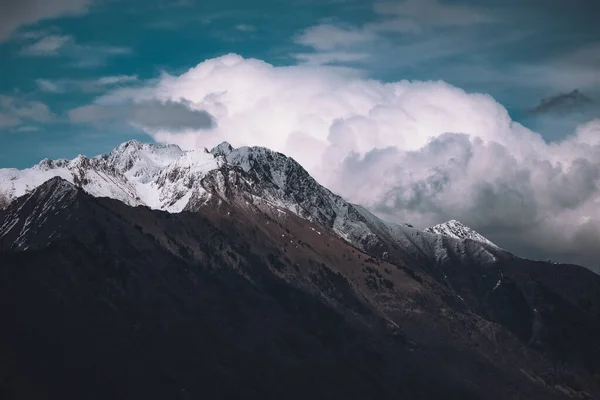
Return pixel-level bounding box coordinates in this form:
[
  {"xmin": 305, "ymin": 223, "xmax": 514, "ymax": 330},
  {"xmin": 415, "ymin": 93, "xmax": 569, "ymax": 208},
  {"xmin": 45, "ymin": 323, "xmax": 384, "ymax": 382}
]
[
  {"xmin": 2, "ymin": 142, "xmax": 600, "ymax": 399},
  {"xmin": 527, "ymin": 89, "xmax": 594, "ymax": 115},
  {"xmin": 425, "ymin": 219, "xmax": 499, "ymax": 248}
]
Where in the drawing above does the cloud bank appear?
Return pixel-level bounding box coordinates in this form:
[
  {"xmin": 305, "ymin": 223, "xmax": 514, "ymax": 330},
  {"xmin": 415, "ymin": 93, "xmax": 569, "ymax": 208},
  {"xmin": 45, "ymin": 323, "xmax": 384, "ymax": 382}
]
[
  {"xmin": 79, "ymin": 54, "xmax": 600, "ymax": 270},
  {"xmin": 68, "ymin": 99, "xmax": 215, "ymax": 132}
]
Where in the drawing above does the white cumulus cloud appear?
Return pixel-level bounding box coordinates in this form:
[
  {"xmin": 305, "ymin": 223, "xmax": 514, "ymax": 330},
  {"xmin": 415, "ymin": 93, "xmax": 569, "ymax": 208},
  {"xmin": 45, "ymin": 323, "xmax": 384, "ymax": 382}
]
[{"xmin": 83, "ymin": 54, "xmax": 600, "ymax": 270}]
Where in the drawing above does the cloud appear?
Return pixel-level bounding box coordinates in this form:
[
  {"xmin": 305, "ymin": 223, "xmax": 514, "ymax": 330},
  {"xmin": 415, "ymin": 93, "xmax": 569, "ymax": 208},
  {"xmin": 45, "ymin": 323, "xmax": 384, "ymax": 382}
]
[
  {"xmin": 528, "ymin": 89, "xmax": 594, "ymax": 115},
  {"xmin": 69, "ymin": 44, "xmax": 131, "ymax": 68},
  {"xmin": 15, "ymin": 126, "xmax": 41, "ymax": 133},
  {"xmin": 68, "ymin": 104, "xmax": 120, "ymax": 124},
  {"xmin": 0, "ymin": 0, "xmax": 93, "ymax": 42},
  {"xmin": 293, "ymin": 24, "xmax": 377, "ymax": 65},
  {"xmin": 36, "ymin": 75, "xmax": 138, "ymax": 93},
  {"xmin": 511, "ymin": 52, "xmax": 600, "ymax": 94},
  {"xmin": 128, "ymin": 100, "xmax": 215, "ymax": 131},
  {"xmin": 0, "ymin": 95, "xmax": 54, "ymax": 127},
  {"xmin": 293, "ymin": 51, "xmax": 370, "ymax": 66},
  {"xmin": 95, "ymin": 75, "xmax": 138, "ymax": 85},
  {"xmin": 235, "ymin": 24, "xmax": 256, "ymax": 32},
  {"xmin": 291, "ymin": 0, "xmax": 497, "ymax": 66},
  {"xmin": 373, "ymin": 0, "xmax": 495, "ymax": 29},
  {"xmin": 78, "ymin": 54, "xmax": 600, "ymax": 270},
  {"xmin": 0, "ymin": 114, "xmax": 20, "ymax": 128},
  {"xmin": 295, "ymin": 24, "xmax": 377, "ymax": 51},
  {"xmin": 18, "ymin": 34, "xmax": 72, "ymax": 55},
  {"xmin": 18, "ymin": 33, "xmax": 131, "ymax": 67},
  {"xmin": 561, "ymin": 42, "xmax": 600, "ymax": 70},
  {"xmin": 68, "ymin": 99, "xmax": 215, "ymax": 131},
  {"xmin": 36, "ymin": 79, "xmax": 62, "ymax": 93}
]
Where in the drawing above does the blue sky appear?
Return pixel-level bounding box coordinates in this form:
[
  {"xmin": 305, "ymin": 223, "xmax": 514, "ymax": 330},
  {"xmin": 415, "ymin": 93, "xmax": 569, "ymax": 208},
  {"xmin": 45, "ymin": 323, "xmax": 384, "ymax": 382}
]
[{"xmin": 0, "ymin": 0, "xmax": 599, "ymax": 168}]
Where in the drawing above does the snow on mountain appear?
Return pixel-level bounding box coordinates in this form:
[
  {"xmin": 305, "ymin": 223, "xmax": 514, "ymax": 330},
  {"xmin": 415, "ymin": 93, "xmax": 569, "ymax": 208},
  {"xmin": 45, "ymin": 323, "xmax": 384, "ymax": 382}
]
[
  {"xmin": 0, "ymin": 140, "xmax": 504, "ymax": 266},
  {"xmin": 0, "ymin": 154, "xmax": 142, "ymax": 208},
  {"xmin": 0, "ymin": 177, "xmax": 80, "ymax": 250},
  {"xmin": 424, "ymin": 219, "xmax": 499, "ymax": 248},
  {"xmin": 0, "ymin": 140, "xmax": 210, "ymax": 212}
]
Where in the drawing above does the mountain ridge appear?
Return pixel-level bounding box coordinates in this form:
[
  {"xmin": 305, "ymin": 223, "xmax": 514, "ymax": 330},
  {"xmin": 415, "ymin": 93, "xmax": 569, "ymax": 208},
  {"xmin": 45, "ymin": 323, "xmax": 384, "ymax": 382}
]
[
  {"xmin": 2, "ymin": 156, "xmax": 600, "ymax": 398},
  {"xmin": 0, "ymin": 140, "xmax": 499, "ymax": 257},
  {"xmin": 425, "ymin": 219, "xmax": 499, "ymax": 249}
]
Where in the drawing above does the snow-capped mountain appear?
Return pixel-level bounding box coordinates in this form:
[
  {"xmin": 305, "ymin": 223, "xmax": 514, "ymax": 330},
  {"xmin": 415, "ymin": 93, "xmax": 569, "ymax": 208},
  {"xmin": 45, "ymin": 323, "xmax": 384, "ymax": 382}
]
[
  {"xmin": 425, "ymin": 219, "xmax": 499, "ymax": 248},
  {"xmin": 0, "ymin": 140, "xmax": 503, "ymax": 267},
  {"xmin": 4, "ymin": 141, "xmax": 600, "ymax": 399},
  {"xmin": 0, "ymin": 140, "xmax": 211, "ymax": 212},
  {"xmin": 0, "ymin": 140, "xmax": 382, "ymax": 245},
  {"xmin": 4, "ymin": 173, "xmax": 600, "ymax": 399}
]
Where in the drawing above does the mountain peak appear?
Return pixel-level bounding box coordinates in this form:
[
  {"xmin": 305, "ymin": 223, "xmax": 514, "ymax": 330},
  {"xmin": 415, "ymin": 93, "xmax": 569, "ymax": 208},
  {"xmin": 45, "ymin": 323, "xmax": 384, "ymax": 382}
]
[
  {"xmin": 424, "ymin": 219, "xmax": 498, "ymax": 248},
  {"xmin": 119, "ymin": 139, "xmax": 144, "ymax": 150},
  {"xmin": 35, "ymin": 158, "xmax": 69, "ymax": 171},
  {"xmin": 27, "ymin": 176, "xmax": 80, "ymax": 203},
  {"xmin": 0, "ymin": 177, "xmax": 81, "ymax": 250},
  {"xmin": 210, "ymin": 141, "xmax": 234, "ymax": 156}
]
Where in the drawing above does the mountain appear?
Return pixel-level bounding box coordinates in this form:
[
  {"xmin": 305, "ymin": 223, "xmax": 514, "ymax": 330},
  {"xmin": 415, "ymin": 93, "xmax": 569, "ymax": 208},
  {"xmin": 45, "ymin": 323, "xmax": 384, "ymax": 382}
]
[
  {"xmin": 0, "ymin": 141, "xmax": 500, "ymax": 268},
  {"xmin": 425, "ymin": 219, "xmax": 499, "ymax": 248},
  {"xmin": 2, "ymin": 142, "xmax": 600, "ymax": 399}
]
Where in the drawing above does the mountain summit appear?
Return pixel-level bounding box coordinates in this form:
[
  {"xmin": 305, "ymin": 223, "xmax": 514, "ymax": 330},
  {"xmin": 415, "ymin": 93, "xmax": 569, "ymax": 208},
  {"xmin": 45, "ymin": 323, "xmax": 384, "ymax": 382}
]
[{"xmin": 424, "ymin": 219, "xmax": 498, "ymax": 248}]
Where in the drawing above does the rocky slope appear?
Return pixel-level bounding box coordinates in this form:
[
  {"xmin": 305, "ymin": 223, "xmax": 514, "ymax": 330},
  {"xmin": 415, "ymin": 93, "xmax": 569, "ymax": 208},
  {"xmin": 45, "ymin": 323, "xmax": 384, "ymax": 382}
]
[
  {"xmin": 2, "ymin": 178, "xmax": 600, "ymax": 399},
  {"xmin": 1, "ymin": 142, "xmax": 600, "ymax": 399}
]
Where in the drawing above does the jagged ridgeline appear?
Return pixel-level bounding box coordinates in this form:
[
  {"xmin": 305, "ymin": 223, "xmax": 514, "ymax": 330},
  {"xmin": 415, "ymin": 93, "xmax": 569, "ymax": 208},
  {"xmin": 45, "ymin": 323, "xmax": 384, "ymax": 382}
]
[{"xmin": 1, "ymin": 141, "xmax": 600, "ymax": 399}]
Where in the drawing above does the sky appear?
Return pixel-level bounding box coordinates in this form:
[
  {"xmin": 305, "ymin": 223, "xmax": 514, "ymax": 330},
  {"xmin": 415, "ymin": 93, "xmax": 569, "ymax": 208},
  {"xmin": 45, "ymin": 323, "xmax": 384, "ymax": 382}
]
[{"xmin": 1, "ymin": 0, "xmax": 600, "ymax": 269}]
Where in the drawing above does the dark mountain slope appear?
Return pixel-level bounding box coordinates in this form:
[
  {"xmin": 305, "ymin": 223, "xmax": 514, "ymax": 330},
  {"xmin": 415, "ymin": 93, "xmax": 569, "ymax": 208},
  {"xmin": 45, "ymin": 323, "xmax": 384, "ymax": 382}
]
[{"xmin": 1, "ymin": 177, "xmax": 599, "ymax": 399}]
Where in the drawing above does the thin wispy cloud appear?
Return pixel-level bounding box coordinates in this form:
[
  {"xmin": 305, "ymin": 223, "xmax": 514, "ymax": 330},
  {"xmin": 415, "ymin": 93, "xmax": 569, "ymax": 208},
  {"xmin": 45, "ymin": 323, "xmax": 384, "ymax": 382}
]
[
  {"xmin": 235, "ymin": 24, "xmax": 256, "ymax": 32},
  {"xmin": 0, "ymin": 95, "xmax": 55, "ymax": 130},
  {"xmin": 295, "ymin": 24, "xmax": 376, "ymax": 51},
  {"xmin": 292, "ymin": 0, "xmax": 498, "ymax": 66},
  {"xmin": 0, "ymin": 113, "xmax": 20, "ymax": 128},
  {"xmin": 37, "ymin": 75, "xmax": 139, "ymax": 93},
  {"xmin": 18, "ymin": 33, "xmax": 131, "ymax": 67},
  {"xmin": 0, "ymin": 0, "xmax": 94, "ymax": 42},
  {"xmin": 14, "ymin": 126, "xmax": 41, "ymax": 133},
  {"xmin": 293, "ymin": 51, "xmax": 370, "ymax": 66},
  {"xmin": 373, "ymin": 0, "xmax": 495, "ymax": 30},
  {"xmin": 19, "ymin": 34, "xmax": 72, "ymax": 56}
]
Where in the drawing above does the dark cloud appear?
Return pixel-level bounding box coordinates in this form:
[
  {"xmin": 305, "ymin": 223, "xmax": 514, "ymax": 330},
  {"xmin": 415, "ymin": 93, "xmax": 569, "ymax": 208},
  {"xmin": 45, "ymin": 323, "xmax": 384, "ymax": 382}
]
[
  {"xmin": 522, "ymin": 89, "xmax": 599, "ymax": 142},
  {"xmin": 0, "ymin": 0, "xmax": 93, "ymax": 42},
  {"xmin": 129, "ymin": 100, "xmax": 215, "ymax": 131},
  {"xmin": 68, "ymin": 100, "xmax": 215, "ymax": 131},
  {"xmin": 528, "ymin": 89, "xmax": 594, "ymax": 116}
]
